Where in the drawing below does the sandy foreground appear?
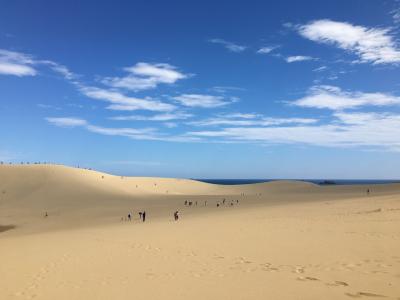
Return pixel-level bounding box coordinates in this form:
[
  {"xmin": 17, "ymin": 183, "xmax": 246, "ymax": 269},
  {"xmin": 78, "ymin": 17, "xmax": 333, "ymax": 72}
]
[{"xmin": 0, "ymin": 165, "xmax": 400, "ymax": 299}]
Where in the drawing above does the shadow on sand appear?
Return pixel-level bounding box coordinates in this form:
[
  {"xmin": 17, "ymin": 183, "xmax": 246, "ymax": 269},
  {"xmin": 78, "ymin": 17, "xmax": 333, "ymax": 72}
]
[{"xmin": 0, "ymin": 225, "xmax": 16, "ymax": 233}]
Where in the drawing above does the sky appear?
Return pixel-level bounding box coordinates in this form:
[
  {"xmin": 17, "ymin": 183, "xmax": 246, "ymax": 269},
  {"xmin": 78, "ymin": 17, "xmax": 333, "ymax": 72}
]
[{"xmin": 1, "ymin": 0, "xmax": 400, "ymax": 179}]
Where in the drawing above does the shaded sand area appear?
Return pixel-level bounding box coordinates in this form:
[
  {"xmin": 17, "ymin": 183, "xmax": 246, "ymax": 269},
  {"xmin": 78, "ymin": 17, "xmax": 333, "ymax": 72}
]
[{"xmin": 1, "ymin": 165, "xmax": 400, "ymax": 299}]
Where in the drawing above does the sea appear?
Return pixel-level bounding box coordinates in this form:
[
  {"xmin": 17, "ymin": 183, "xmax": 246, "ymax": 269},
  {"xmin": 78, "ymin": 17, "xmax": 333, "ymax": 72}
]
[{"xmin": 195, "ymin": 179, "xmax": 400, "ymax": 185}]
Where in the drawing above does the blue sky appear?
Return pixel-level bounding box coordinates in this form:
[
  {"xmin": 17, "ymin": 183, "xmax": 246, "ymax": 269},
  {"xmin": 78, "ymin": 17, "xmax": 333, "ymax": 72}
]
[{"xmin": 1, "ymin": 0, "xmax": 400, "ymax": 178}]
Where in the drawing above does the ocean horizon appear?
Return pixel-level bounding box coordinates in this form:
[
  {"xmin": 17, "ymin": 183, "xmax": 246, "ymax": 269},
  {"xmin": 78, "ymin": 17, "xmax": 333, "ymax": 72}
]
[{"xmin": 195, "ymin": 179, "xmax": 400, "ymax": 185}]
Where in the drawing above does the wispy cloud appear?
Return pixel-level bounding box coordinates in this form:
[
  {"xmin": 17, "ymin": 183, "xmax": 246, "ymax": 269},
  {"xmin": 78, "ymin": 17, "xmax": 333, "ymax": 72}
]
[
  {"xmin": 189, "ymin": 114, "xmax": 317, "ymax": 127},
  {"xmin": 208, "ymin": 38, "xmax": 247, "ymax": 53},
  {"xmin": 313, "ymin": 66, "xmax": 328, "ymax": 72},
  {"xmin": 46, "ymin": 117, "xmax": 87, "ymax": 127},
  {"xmin": 291, "ymin": 85, "xmax": 400, "ymax": 110},
  {"xmin": 256, "ymin": 45, "xmax": 280, "ymax": 54},
  {"xmin": 37, "ymin": 103, "xmax": 61, "ymax": 110},
  {"xmin": 0, "ymin": 49, "xmax": 37, "ymax": 76},
  {"xmin": 110, "ymin": 112, "xmax": 193, "ymax": 121},
  {"xmin": 187, "ymin": 111, "xmax": 400, "ymax": 151},
  {"xmin": 80, "ymin": 86, "xmax": 176, "ymax": 112},
  {"xmin": 298, "ymin": 19, "xmax": 400, "ymax": 64},
  {"xmin": 102, "ymin": 62, "xmax": 189, "ymax": 91},
  {"xmin": 173, "ymin": 94, "xmax": 230, "ymax": 108},
  {"xmin": 211, "ymin": 86, "xmax": 245, "ymax": 93},
  {"xmin": 46, "ymin": 117, "xmax": 201, "ymax": 142},
  {"xmin": 390, "ymin": 2, "xmax": 400, "ymax": 24},
  {"xmin": 286, "ymin": 55, "xmax": 316, "ymax": 63}
]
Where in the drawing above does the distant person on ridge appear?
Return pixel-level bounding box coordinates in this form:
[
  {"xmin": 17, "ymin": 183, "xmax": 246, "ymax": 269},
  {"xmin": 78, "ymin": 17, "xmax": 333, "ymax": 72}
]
[{"xmin": 142, "ymin": 211, "xmax": 146, "ymax": 222}]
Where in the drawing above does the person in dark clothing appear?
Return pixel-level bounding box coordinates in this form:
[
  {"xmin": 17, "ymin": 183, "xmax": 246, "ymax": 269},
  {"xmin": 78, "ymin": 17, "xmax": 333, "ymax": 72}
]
[
  {"xmin": 174, "ymin": 211, "xmax": 179, "ymax": 221},
  {"xmin": 184, "ymin": 200, "xmax": 188, "ymax": 206},
  {"xmin": 142, "ymin": 211, "xmax": 146, "ymax": 222},
  {"xmin": 139, "ymin": 212, "xmax": 142, "ymax": 220},
  {"xmin": 128, "ymin": 213, "xmax": 131, "ymax": 221}
]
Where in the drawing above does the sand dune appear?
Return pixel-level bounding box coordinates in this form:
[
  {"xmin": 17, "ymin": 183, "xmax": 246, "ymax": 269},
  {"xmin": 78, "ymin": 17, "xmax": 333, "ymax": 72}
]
[{"xmin": 1, "ymin": 165, "xmax": 400, "ymax": 299}]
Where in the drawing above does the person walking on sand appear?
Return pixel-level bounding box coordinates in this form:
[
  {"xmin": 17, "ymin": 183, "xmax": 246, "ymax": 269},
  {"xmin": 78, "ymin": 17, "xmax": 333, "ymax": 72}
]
[
  {"xmin": 142, "ymin": 211, "xmax": 146, "ymax": 222},
  {"xmin": 139, "ymin": 211, "xmax": 142, "ymax": 220},
  {"xmin": 128, "ymin": 213, "xmax": 131, "ymax": 221},
  {"xmin": 174, "ymin": 211, "xmax": 179, "ymax": 221}
]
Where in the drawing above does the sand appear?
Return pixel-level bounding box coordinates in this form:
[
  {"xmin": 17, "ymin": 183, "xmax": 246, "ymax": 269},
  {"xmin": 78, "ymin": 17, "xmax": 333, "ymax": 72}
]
[{"xmin": 0, "ymin": 165, "xmax": 399, "ymax": 299}]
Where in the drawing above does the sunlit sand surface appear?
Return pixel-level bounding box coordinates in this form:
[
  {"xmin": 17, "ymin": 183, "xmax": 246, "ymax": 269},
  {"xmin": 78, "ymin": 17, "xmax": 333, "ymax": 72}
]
[{"xmin": 1, "ymin": 165, "xmax": 399, "ymax": 299}]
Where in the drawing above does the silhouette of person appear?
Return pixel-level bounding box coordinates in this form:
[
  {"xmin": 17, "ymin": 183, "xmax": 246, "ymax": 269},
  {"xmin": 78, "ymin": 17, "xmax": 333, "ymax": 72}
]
[
  {"xmin": 139, "ymin": 212, "xmax": 142, "ymax": 220},
  {"xmin": 128, "ymin": 213, "xmax": 131, "ymax": 221},
  {"xmin": 174, "ymin": 211, "xmax": 179, "ymax": 221},
  {"xmin": 142, "ymin": 211, "xmax": 146, "ymax": 222}
]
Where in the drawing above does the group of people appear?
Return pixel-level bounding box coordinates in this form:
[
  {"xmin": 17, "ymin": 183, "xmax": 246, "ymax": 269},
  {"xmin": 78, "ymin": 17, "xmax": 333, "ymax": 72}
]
[
  {"xmin": 124, "ymin": 211, "xmax": 146, "ymax": 222},
  {"xmin": 184, "ymin": 198, "xmax": 239, "ymax": 208},
  {"xmin": 216, "ymin": 198, "xmax": 239, "ymax": 207}
]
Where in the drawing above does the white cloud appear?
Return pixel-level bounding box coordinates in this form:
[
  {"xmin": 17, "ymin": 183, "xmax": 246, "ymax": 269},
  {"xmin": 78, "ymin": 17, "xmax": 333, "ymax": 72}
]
[
  {"xmin": 187, "ymin": 112, "xmax": 400, "ymax": 151},
  {"xmin": 43, "ymin": 61, "xmax": 77, "ymax": 80},
  {"xmin": 173, "ymin": 94, "xmax": 230, "ymax": 108},
  {"xmin": 102, "ymin": 62, "xmax": 188, "ymax": 91},
  {"xmin": 286, "ymin": 55, "xmax": 315, "ymax": 63},
  {"xmin": 209, "ymin": 38, "xmax": 247, "ymax": 53},
  {"xmin": 46, "ymin": 117, "xmax": 87, "ymax": 127},
  {"xmin": 391, "ymin": 3, "xmax": 400, "ymax": 24},
  {"xmin": 211, "ymin": 86, "xmax": 245, "ymax": 93},
  {"xmin": 0, "ymin": 49, "xmax": 37, "ymax": 76},
  {"xmin": 110, "ymin": 112, "xmax": 193, "ymax": 121},
  {"xmin": 219, "ymin": 113, "xmax": 260, "ymax": 119},
  {"xmin": 164, "ymin": 122, "xmax": 178, "ymax": 128},
  {"xmin": 86, "ymin": 125, "xmax": 156, "ymax": 139},
  {"xmin": 80, "ymin": 86, "xmax": 176, "ymax": 112},
  {"xmin": 291, "ymin": 85, "xmax": 400, "ymax": 110},
  {"xmin": 46, "ymin": 117, "xmax": 201, "ymax": 142},
  {"xmin": 313, "ymin": 66, "xmax": 327, "ymax": 72},
  {"xmin": 189, "ymin": 115, "xmax": 317, "ymax": 127},
  {"xmin": 257, "ymin": 46, "xmax": 279, "ymax": 54},
  {"xmin": 298, "ymin": 19, "xmax": 400, "ymax": 64}
]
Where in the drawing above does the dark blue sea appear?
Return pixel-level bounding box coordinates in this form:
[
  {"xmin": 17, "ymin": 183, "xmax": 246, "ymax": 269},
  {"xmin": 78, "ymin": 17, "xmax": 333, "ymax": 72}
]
[{"xmin": 195, "ymin": 179, "xmax": 400, "ymax": 185}]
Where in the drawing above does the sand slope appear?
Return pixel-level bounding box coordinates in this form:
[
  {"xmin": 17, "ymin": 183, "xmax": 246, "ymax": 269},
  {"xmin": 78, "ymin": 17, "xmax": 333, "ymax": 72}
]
[{"xmin": 1, "ymin": 165, "xmax": 400, "ymax": 299}]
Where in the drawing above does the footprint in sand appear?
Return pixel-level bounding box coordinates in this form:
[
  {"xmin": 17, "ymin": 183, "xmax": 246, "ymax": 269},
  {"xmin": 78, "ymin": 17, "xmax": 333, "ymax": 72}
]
[
  {"xmin": 236, "ymin": 257, "xmax": 252, "ymax": 264},
  {"xmin": 294, "ymin": 266, "xmax": 305, "ymax": 274},
  {"xmin": 345, "ymin": 292, "xmax": 387, "ymax": 298},
  {"xmin": 297, "ymin": 276, "xmax": 319, "ymax": 281},
  {"xmin": 327, "ymin": 280, "xmax": 349, "ymax": 287},
  {"xmin": 259, "ymin": 263, "xmax": 279, "ymax": 272}
]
